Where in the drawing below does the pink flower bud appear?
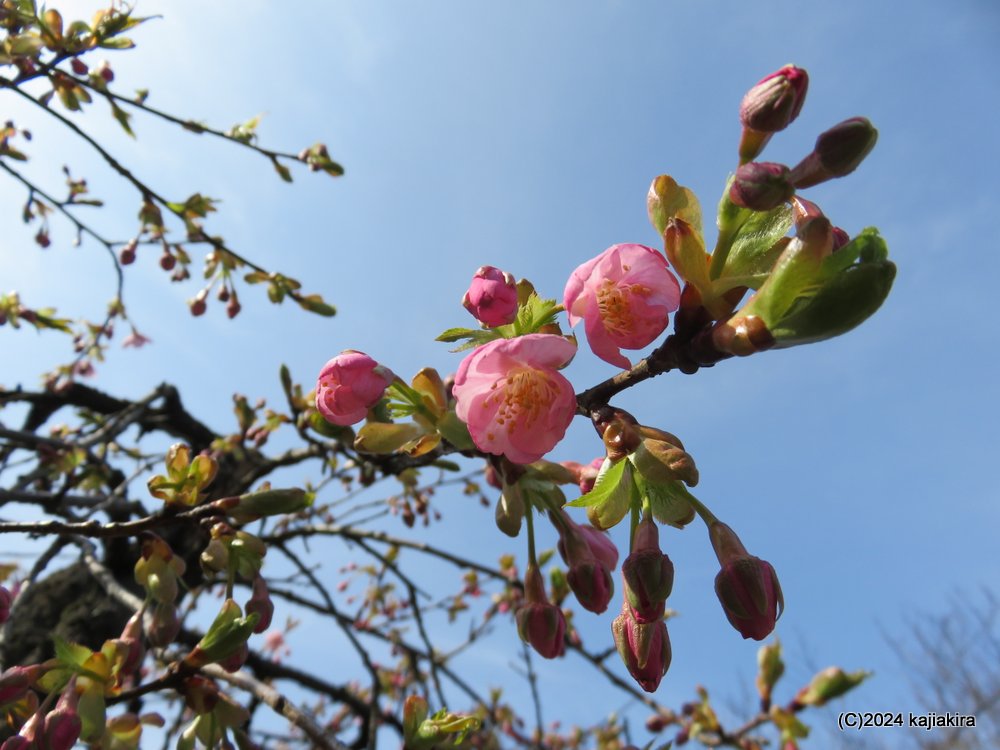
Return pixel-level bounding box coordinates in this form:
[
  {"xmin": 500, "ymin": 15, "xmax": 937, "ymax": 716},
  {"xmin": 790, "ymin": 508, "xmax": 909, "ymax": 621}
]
[
  {"xmin": 612, "ymin": 603, "xmax": 671, "ymax": 692},
  {"xmin": 566, "ymin": 561, "xmax": 614, "ymax": 615},
  {"xmin": 315, "ymin": 350, "xmax": 395, "ymax": 426},
  {"xmin": 740, "ymin": 66, "xmax": 809, "ymax": 133},
  {"xmin": 789, "ymin": 117, "xmax": 878, "ymax": 189},
  {"xmin": 70, "ymin": 58, "xmax": 88, "ymax": 75},
  {"xmin": 710, "ymin": 523, "xmax": 784, "ymax": 641},
  {"xmin": 147, "ymin": 601, "xmax": 181, "ymax": 648},
  {"xmin": 453, "ymin": 334, "xmax": 577, "ymax": 464},
  {"xmin": 245, "ymin": 576, "xmax": 273, "ymax": 634},
  {"xmin": 514, "ymin": 565, "xmax": 566, "ymax": 659},
  {"xmin": 622, "ymin": 518, "xmax": 674, "ymax": 623},
  {"xmin": 0, "ymin": 665, "xmax": 42, "ymax": 704},
  {"xmin": 738, "ymin": 65, "xmax": 809, "ymax": 163},
  {"xmin": 118, "ymin": 611, "xmax": 146, "ymax": 675},
  {"xmin": 730, "ymin": 162, "xmax": 795, "ymax": 212},
  {"xmin": 44, "ymin": 687, "xmax": 82, "ymax": 750},
  {"xmin": 461, "ymin": 266, "xmax": 519, "ymax": 327},
  {"xmin": 564, "ymin": 244, "xmax": 680, "ymax": 369}
]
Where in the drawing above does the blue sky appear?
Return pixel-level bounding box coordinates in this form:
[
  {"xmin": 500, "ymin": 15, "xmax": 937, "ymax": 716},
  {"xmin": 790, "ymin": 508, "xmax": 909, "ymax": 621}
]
[{"xmin": 2, "ymin": 1, "xmax": 999, "ymax": 746}]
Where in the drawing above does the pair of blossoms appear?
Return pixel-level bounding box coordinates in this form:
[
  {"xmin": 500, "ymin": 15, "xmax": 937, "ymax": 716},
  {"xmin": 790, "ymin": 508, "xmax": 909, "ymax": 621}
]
[
  {"xmin": 315, "ymin": 247, "xmax": 782, "ymax": 691},
  {"xmin": 316, "ymin": 241, "xmax": 680, "ymax": 464}
]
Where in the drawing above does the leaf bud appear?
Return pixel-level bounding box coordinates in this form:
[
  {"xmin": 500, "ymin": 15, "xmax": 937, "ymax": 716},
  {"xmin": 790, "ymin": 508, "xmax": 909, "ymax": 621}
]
[{"xmin": 794, "ymin": 666, "xmax": 871, "ymax": 706}]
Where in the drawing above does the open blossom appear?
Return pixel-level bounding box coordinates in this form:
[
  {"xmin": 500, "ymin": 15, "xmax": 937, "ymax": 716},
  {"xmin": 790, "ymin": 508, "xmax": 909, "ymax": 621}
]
[
  {"xmin": 462, "ymin": 265, "xmax": 519, "ymax": 327},
  {"xmin": 564, "ymin": 243, "xmax": 680, "ymax": 369},
  {"xmin": 453, "ymin": 334, "xmax": 576, "ymax": 464},
  {"xmin": 315, "ymin": 350, "xmax": 395, "ymax": 426}
]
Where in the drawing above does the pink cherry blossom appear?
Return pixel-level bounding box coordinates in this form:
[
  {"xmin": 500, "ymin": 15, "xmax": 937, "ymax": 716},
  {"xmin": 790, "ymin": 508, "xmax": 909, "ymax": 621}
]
[
  {"xmin": 462, "ymin": 265, "xmax": 519, "ymax": 327},
  {"xmin": 564, "ymin": 243, "xmax": 681, "ymax": 369},
  {"xmin": 453, "ymin": 334, "xmax": 576, "ymax": 464},
  {"xmin": 316, "ymin": 350, "xmax": 395, "ymax": 426}
]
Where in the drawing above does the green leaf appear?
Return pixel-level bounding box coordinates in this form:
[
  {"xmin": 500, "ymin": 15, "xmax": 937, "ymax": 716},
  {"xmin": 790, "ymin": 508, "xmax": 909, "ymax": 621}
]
[
  {"xmin": 436, "ymin": 410, "xmax": 476, "ymax": 451},
  {"xmin": 7, "ymin": 33, "xmax": 44, "ymax": 56},
  {"xmin": 566, "ymin": 458, "xmax": 625, "ymax": 508},
  {"xmin": 98, "ymin": 36, "xmax": 135, "ymax": 49},
  {"xmin": 272, "ymin": 157, "xmax": 293, "ymax": 183},
  {"xmin": 722, "ymin": 204, "xmax": 793, "ymax": 278},
  {"xmin": 354, "ymin": 422, "xmax": 424, "ymax": 454},
  {"xmin": 307, "ymin": 411, "xmax": 354, "ymax": 440},
  {"xmin": 508, "ymin": 293, "xmax": 561, "ymax": 336},
  {"xmin": 296, "ymin": 294, "xmax": 336, "ymax": 317},
  {"xmin": 53, "ymin": 634, "xmax": 93, "ymax": 668},
  {"xmin": 435, "ymin": 326, "xmax": 503, "ymax": 352},
  {"xmin": 638, "ymin": 475, "xmax": 696, "ymax": 529},
  {"xmin": 110, "ymin": 101, "xmax": 134, "ymax": 137},
  {"xmin": 648, "ymin": 175, "xmax": 703, "ymax": 237}
]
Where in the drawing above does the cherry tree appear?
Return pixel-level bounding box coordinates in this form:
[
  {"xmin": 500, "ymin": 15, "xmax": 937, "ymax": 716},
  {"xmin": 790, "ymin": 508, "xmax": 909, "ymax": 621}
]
[{"xmin": 1, "ymin": 4, "xmax": 892, "ymax": 749}]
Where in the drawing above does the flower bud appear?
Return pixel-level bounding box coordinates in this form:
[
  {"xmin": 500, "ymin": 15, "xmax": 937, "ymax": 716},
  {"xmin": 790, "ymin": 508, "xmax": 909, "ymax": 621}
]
[
  {"xmin": 795, "ymin": 666, "xmax": 870, "ymax": 707},
  {"xmin": 729, "ymin": 162, "xmax": 795, "ymax": 212},
  {"xmin": 0, "ymin": 666, "xmax": 43, "ymax": 704},
  {"xmin": 515, "ymin": 565, "xmax": 566, "ymax": 659},
  {"xmin": 315, "ymin": 350, "xmax": 394, "ymax": 426},
  {"xmin": 245, "ymin": 576, "xmax": 273, "ymax": 634},
  {"xmin": 711, "ymin": 524, "xmax": 783, "ymax": 641},
  {"xmin": 789, "ymin": 117, "xmax": 878, "ymax": 189},
  {"xmin": 147, "ymin": 601, "xmax": 181, "ymax": 648},
  {"xmin": 118, "ymin": 611, "xmax": 146, "ymax": 676},
  {"xmin": 494, "ymin": 483, "xmax": 524, "ymax": 537},
  {"xmin": 462, "ymin": 266, "xmax": 519, "ymax": 327},
  {"xmin": 738, "ymin": 66, "xmax": 809, "ymax": 163},
  {"xmin": 612, "ymin": 603, "xmax": 671, "ymax": 692},
  {"xmin": 566, "ymin": 561, "xmax": 614, "ymax": 615},
  {"xmin": 622, "ymin": 517, "xmax": 674, "ymax": 623},
  {"xmin": 740, "ymin": 66, "xmax": 809, "ymax": 133},
  {"xmin": 183, "ymin": 676, "xmax": 220, "ymax": 715},
  {"xmin": 44, "ymin": 688, "xmax": 82, "ymax": 750}
]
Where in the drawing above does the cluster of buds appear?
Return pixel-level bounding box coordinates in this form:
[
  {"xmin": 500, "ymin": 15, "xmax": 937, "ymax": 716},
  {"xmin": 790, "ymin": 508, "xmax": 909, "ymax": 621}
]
[
  {"xmin": 402, "ymin": 695, "xmax": 481, "ymax": 749},
  {"xmin": 612, "ymin": 516, "xmax": 675, "ymax": 692},
  {"xmin": 145, "ymin": 443, "xmax": 218, "ymax": 507},
  {"xmin": 731, "ymin": 117, "xmax": 878, "ymax": 212},
  {"xmin": 134, "ymin": 534, "xmax": 185, "ymax": 647}
]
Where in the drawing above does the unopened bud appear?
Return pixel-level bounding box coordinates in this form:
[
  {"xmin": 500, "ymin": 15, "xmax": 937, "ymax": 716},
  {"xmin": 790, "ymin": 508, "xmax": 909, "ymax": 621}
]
[
  {"xmin": 738, "ymin": 65, "xmax": 809, "ymax": 163},
  {"xmin": 245, "ymin": 576, "xmax": 273, "ymax": 634},
  {"xmin": 789, "ymin": 118, "xmax": 878, "ymax": 189},
  {"xmin": 730, "ymin": 162, "xmax": 795, "ymax": 212}
]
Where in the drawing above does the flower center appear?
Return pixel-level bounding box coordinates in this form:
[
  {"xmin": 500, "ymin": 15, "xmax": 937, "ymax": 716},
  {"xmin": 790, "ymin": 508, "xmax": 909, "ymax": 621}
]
[
  {"xmin": 488, "ymin": 368, "xmax": 559, "ymax": 429},
  {"xmin": 597, "ymin": 280, "xmax": 649, "ymax": 336}
]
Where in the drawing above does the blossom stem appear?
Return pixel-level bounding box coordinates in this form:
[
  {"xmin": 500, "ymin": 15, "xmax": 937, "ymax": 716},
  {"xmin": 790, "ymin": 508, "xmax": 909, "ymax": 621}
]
[
  {"xmin": 525, "ymin": 506, "xmax": 538, "ymax": 567},
  {"xmin": 629, "ymin": 502, "xmax": 641, "ymax": 553},
  {"xmin": 683, "ymin": 493, "xmax": 720, "ymax": 528}
]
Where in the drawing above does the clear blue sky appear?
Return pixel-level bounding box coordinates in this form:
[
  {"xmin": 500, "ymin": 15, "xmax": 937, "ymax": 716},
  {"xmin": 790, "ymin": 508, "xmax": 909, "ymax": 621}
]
[{"xmin": 2, "ymin": 1, "xmax": 999, "ymax": 746}]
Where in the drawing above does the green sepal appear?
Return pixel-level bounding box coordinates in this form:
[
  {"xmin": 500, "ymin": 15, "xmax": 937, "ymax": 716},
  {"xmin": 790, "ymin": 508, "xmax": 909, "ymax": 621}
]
[
  {"xmin": 636, "ymin": 474, "xmax": 696, "ymax": 529},
  {"xmin": 648, "ymin": 175, "xmax": 703, "ymax": 237}
]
